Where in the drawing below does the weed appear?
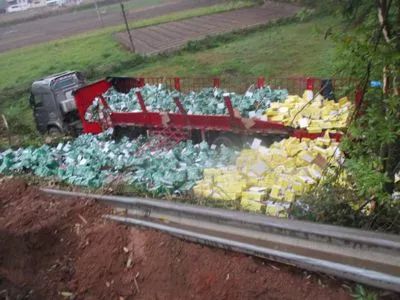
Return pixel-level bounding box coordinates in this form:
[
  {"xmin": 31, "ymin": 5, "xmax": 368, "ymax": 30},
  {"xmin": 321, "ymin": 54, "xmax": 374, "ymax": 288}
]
[{"xmin": 351, "ymin": 285, "xmax": 377, "ymax": 300}]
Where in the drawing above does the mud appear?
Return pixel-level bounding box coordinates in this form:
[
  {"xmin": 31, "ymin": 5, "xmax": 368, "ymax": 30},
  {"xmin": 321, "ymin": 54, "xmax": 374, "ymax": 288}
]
[{"xmin": 0, "ymin": 178, "xmax": 351, "ymax": 300}]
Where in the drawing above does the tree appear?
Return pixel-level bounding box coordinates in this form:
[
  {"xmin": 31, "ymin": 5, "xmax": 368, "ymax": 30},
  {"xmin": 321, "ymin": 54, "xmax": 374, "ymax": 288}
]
[{"xmin": 334, "ymin": 0, "xmax": 400, "ymax": 203}]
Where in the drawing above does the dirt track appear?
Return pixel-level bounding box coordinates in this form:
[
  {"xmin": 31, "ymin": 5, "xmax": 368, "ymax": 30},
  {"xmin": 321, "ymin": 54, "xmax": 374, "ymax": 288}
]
[
  {"xmin": 0, "ymin": 0, "xmax": 221, "ymax": 53},
  {"xmin": 0, "ymin": 177, "xmax": 352, "ymax": 300},
  {"xmin": 116, "ymin": 1, "xmax": 300, "ymax": 55}
]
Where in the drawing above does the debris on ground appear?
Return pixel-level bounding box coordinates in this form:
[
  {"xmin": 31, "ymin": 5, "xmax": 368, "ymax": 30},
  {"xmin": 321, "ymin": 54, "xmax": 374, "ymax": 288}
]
[
  {"xmin": 0, "ymin": 132, "xmax": 346, "ymax": 217},
  {"xmin": 0, "ymin": 178, "xmax": 352, "ymax": 300},
  {"xmin": 194, "ymin": 134, "xmax": 344, "ymax": 216},
  {"xmin": 0, "ymin": 132, "xmax": 237, "ymax": 194}
]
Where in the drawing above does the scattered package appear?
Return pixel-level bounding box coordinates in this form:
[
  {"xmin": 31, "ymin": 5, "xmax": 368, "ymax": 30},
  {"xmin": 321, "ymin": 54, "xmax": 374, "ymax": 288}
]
[
  {"xmin": 0, "ymin": 132, "xmax": 237, "ymax": 195},
  {"xmin": 265, "ymin": 94, "xmax": 352, "ymax": 132},
  {"xmin": 193, "ymin": 134, "xmax": 344, "ymax": 216},
  {"xmin": 85, "ymin": 84, "xmax": 288, "ymax": 121}
]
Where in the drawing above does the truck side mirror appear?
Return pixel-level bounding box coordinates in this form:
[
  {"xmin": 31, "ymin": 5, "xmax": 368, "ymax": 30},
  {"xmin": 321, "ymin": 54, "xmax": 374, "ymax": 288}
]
[{"xmin": 76, "ymin": 72, "xmax": 85, "ymax": 83}]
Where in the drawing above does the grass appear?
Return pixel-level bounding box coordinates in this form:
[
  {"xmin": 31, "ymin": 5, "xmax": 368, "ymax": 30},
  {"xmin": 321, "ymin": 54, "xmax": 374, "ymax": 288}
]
[
  {"xmin": 0, "ymin": 9, "xmax": 337, "ymax": 142},
  {"xmin": 106, "ymin": 0, "xmax": 166, "ymax": 13},
  {"xmin": 131, "ymin": 16, "xmax": 336, "ymax": 78}
]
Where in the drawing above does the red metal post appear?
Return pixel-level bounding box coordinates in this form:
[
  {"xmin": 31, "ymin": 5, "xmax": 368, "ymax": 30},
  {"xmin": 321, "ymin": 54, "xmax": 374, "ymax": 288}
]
[
  {"xmin": 213, "ymin": 78, "xmax": 221, "ymax": 88},
  {"xmin": 306, "ymin": 77, "xmax": 315, "ymax": 90},
  {"xmin": 257, "ymin": 77, "xmax": 265, "ymax": 89},
  {"xmin": 174, "ymin": 77, "xmax": 181, "ymax": 91},
  {"xmin": 136, "ymin": 91, "xmax": 148, "ymax": 113},
  {"xmin": 138, "ymin": 78, "xmax": 145, "ymax": 87}
]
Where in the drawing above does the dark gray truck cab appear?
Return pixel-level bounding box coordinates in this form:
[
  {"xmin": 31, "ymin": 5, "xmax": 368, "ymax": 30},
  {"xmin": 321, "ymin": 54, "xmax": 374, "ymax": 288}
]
[{"xmin": 30, "ymin": 71, "xmax": 85, "ymax": 135}]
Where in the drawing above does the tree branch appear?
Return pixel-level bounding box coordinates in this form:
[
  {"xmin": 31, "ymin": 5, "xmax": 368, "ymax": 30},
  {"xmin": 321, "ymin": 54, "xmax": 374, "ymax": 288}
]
[{"xmin": 377, "ymin": 0, "xmax": 395, "ymax": 42}]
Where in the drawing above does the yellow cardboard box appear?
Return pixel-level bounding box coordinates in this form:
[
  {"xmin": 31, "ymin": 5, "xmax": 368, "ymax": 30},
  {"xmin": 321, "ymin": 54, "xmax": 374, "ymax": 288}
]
[
  {"xmin": 270, "ymin": 185, "xmax": 283, "ymax": 200},
  {"xmin": 241, "ymin": 199, "xmax": 264, "ymax": 212},
  {"xmin": 284, "ymin": 190, "xmax": 296, "ymax": 202},
  {"xmin": 265, "ymin": 201, "xmax": 290, "ymax": 218}
]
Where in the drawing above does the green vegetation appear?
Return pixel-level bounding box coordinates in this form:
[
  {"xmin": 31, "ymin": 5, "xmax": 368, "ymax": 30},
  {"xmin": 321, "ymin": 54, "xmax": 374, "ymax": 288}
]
[
  {"xmin": 106, "ymin": 0, "xmax": 166, "ymax": 13},
  {"xmin": 293, "ymin": 0, "xmax": 400, "ymax": 234},
  {"xmin": 351, "ymin": 285, "xmax": 377, "ymax": 300},
  {"xmin": 130, "ymin": 16, "xmax": 335, "ymax": 78},
  {"xmin": 338, "ymin": 0, "xmax": 400, "ymax": 231}
]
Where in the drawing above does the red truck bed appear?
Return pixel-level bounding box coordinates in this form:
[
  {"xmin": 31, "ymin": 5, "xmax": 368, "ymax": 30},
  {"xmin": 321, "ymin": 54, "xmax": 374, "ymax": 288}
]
[{"xmin": 73, "ymin": 76, "xmax": 353, "ymax": 142}]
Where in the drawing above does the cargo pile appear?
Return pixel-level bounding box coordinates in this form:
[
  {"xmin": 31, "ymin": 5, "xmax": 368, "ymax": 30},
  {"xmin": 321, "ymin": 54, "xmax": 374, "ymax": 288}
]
[
  {"xmin": 265, "ymin": 94, "xmax": 352, "ymax": 133},
  {"xmin": 84, "ymin": 84, "xmax": 288, "ymax": 121},
  {"xmin": 85, "ymin": 84, "xmax": 353, "ymax": 135},
  {"xmin": 0, "ymin": 132, "xmax": 236, "ymax": 194},
  {"xmin": 0, "ymin": 132, "xmax": 343, "ymax": 216},
  {"xmin": 194, "ymin": 134, "xmax": 344, "ymax": 216}
]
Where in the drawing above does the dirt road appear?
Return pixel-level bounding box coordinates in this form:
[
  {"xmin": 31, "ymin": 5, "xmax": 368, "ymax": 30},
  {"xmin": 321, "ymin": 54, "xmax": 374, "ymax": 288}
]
[
  {"xmin": 117, "ymin": 1, "xmax": 300, "ymax": 55},
  {"xmin": 0, "ymin": 0, "xmax": 221, "ymax": 53},
  {"xmin": 0, "ymin": 177, "xmax": 352, "ymax": 300}
]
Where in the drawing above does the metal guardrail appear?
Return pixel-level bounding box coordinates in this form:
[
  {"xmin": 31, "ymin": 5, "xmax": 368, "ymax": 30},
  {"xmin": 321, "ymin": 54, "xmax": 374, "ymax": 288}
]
[{"xmin": 42, "ymin": 188, "xmax": 400, "ymax": 293}]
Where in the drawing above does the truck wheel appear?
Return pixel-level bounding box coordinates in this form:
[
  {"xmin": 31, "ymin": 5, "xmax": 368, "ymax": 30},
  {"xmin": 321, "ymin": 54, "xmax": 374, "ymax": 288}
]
[
  {"xmin": 211, "ymin": 134, "xmax": 243, "ymax": 148},
  {"xmin": 48, "ymin": 126, "xmax": 62, "ymax": 137}
]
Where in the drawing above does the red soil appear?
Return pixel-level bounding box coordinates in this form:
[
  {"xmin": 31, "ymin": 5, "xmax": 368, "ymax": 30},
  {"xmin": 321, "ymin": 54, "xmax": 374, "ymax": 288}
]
[{"xmin": 0, "ymin": 178, "xmax": 351, "ymax": 300}]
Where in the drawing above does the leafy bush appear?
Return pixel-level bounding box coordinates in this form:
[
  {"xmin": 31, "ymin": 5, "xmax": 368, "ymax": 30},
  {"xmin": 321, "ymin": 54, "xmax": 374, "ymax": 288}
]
[{"xmin": 292, "ymin": 173, "xmax": 400, "ymax": 234}]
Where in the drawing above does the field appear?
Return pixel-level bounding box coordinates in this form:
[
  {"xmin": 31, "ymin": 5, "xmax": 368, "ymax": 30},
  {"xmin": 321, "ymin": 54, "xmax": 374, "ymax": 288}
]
[
  {"xmin": 0, "ymin": 7, "xmax": 336, "ymax": 144},
  {"xmin": 0, "ymin": 0, "xmax": 170, "ymax": 27},
  {"xmin": 132, "ymin": 17, "xmax": 336, "ymax": 78}
]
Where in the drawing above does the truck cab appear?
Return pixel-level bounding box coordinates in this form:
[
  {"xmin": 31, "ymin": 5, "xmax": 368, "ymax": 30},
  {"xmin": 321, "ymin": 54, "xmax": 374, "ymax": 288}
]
[{"xmin": 30, "ymin": 71, "xmax": 85, "ymax": 135}]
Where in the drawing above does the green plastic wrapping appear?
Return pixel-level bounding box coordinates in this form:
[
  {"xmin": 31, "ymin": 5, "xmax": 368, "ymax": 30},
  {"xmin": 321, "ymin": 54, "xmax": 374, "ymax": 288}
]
[
  {"xmin": 85, "ymin": 84, "xmax": 288, "ymax": 121},
  {"xmin": 0, "ymin": 131, "xmax": 237, "ymax": 195}
]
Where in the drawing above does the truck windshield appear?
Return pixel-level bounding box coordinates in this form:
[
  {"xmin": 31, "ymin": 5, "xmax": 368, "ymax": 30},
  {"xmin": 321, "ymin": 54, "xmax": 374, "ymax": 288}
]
[{"xmin": 52, "ymin": 75, "xmax": 76, "ymax": 91}]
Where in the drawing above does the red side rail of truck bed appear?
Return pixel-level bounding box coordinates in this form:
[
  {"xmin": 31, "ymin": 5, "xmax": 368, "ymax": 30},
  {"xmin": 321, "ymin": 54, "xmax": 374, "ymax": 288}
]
[{"xmin": 74, "ymin": 76, "xmax": 354, "ymax": 141}]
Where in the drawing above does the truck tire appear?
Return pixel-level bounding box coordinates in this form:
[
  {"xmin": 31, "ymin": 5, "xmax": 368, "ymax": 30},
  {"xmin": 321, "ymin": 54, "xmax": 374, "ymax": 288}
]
[
  {"xmin": 211, "ymin": 133, "xmax": 243, "ymax": 148},
  {"xmin": 48, "ymin": 126, "xmax": 62, "ymax": 137}
]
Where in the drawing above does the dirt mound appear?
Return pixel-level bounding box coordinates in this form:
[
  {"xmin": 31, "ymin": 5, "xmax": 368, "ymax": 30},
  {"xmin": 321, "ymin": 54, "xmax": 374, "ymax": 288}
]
[{"xmin": 0, "ymin": 178, "xmax": 351, "ymax": 300}]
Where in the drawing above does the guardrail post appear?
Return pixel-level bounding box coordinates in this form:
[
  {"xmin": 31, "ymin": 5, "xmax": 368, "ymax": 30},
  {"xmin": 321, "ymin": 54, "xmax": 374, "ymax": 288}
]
[{"xmin": 1, "ymin": 114, "xmax": 11, "ymax": 147}]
